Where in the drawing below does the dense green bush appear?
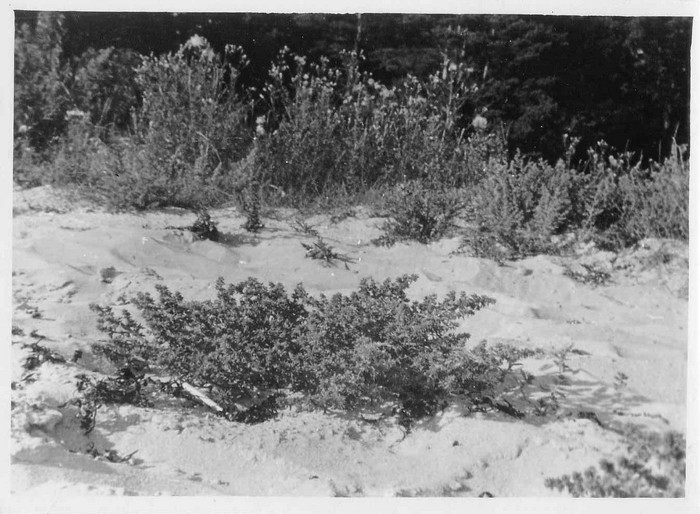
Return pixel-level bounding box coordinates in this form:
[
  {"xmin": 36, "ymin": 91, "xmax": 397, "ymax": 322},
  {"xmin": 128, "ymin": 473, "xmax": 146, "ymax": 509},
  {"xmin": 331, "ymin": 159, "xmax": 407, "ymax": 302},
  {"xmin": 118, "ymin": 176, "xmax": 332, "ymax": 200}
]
[
  {"xmin": 90, "ymin": 275, "xmax": 538, "ymax": 423},
  {"xmin": 295, "ymin": 275, "xmax": 493, "ymax": 412},
  {"xmin": 545, "ymin": 427, "xmax": 685, "ymax": 497}
]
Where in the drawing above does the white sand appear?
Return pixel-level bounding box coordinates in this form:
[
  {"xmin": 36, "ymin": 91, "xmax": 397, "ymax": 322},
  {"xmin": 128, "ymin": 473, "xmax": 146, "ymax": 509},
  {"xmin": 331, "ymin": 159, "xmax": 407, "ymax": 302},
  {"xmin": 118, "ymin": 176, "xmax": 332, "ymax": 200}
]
[{"xmin": 7, "ymin": 185, "xmax": 692, "ymax": 505}]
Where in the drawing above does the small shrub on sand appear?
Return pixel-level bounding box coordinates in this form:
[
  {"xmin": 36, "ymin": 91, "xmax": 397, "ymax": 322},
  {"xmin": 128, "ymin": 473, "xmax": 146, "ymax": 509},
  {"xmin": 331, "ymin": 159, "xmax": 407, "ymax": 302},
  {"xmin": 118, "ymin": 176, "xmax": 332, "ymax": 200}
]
[
  {"xmin": 90, "ymin": 275, "xmax": 535, "ymax": 425},
  {"xmin": 545, "ymin": 427, "xmax": 685, "ymax": 497},
  {"xmin": 241, "ymin": 182, "xmax": 265, "ymax": 233},
  {"xmin": 563, "ymin": 262, "xmax": 611, "ymax": 287},
  {"xmin": 290, "ymin": 218, "xmax": 320, "ymax": 237},
  {"xmin": 301, "ymin": 237, "xmax": 351, "ymax": 266},
  {"xmin": 463, "ymin": 154, "xmax": 576, "ymax": 259},
  {"xmin": 190, "ymin": 210, "xmax": 220, "ymax": 241},
  {"xmin": 165, "ymin": 210, "xmax": 219, "ymax": 241},
  {"xmin": 99, "ymin": 266, "xmax": 119, "ymax": 283},
  {"xmin": 378, "ymin": 180, "xmax": 465, "ymax": 245}
]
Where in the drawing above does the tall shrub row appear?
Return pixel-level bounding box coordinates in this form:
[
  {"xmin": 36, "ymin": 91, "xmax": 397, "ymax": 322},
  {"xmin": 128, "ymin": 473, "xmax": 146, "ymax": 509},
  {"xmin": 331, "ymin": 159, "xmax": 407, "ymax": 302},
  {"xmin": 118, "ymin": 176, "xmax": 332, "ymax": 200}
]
[
  {"xmin": 14, "ymin": 19, "xmax": 689, "ymax": 250},
  {"xmin": 253, "ymin": 49, "xmax": 485, "ymax": 201}
]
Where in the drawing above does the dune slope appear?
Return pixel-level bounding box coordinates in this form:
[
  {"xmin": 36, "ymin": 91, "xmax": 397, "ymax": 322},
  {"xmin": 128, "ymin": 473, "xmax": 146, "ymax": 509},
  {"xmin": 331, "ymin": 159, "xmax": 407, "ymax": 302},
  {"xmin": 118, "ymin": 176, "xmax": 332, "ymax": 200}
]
[{"xmin": 10, "ymin": 186, "xmax": 689, "ymax": 497}]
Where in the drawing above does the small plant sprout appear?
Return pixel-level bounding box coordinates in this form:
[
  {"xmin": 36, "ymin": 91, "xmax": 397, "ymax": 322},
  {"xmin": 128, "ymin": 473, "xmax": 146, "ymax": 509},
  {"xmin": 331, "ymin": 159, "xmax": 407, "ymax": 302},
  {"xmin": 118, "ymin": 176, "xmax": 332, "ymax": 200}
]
[
  {"xmin": 165, "ymin": 210, "xmax": 220, "ymax": 241},
  {"xmin": 614, "ymin": 371, "xmax": 629, "ymax": 390},
  {"xmin": 191, "ymin": 210, "xmax": 220, "ymax": 241},
  {"xmin": 290, "ymin": 218, "xmax": 320, "ymax": 237},
  {"xmin": 533, "ymin": 392, "xmax": 561, "ymax": 417},
  {"xmin": 301, "ymin": 237, "xmax": 352, "ymax": 266},
  {"xmin": 552, "ymin": 343, "xmax": 576, "ymax": 384}
]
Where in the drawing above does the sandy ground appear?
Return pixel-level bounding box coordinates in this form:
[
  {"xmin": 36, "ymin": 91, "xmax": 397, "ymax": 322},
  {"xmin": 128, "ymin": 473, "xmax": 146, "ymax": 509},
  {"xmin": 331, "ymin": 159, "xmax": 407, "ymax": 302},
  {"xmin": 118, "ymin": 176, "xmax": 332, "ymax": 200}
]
[{"xmin": 5, "ymin": 185, "xmax": 695, "ymax": 509}]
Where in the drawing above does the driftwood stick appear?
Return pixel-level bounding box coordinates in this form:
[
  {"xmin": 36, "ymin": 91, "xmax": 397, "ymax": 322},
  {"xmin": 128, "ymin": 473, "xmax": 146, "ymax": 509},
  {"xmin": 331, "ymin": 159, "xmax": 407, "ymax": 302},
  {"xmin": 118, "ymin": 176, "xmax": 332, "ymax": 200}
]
[{"xmin": 181, "ymin": 382, "xmax": 225, "ymax": 413}]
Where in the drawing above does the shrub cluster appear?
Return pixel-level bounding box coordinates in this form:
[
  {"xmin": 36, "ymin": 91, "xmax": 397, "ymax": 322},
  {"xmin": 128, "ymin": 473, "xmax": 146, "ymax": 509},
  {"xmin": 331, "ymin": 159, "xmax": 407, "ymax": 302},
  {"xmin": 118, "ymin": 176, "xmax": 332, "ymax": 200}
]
[
  {"xmin": 545, "ymin": 427, "xmax": 685, "ymax": 497},
  {"xmin": 252, "ymin": 50, "xmax": 482, "ymax": 202},
  {"xmin": 89, "ymin": 275, "xmax": 537, "ymax": 423},
  {"xmin": 462, "ymin": 140, "xmax": 689, "ymax": 257},
  {"xmin": 14, "ymin": 21, "xmax": 493, "ymax": 209},
  {"xmin": 575, "ymin": 142, "xmax": 690, "ymax": 249},
  {"xmin": 15, "ymin": 24, "xmax": 253, "ymax": 209},
  {"xmin": 14, "ymin": 18, "xmax": 689, "ymax": 251}
]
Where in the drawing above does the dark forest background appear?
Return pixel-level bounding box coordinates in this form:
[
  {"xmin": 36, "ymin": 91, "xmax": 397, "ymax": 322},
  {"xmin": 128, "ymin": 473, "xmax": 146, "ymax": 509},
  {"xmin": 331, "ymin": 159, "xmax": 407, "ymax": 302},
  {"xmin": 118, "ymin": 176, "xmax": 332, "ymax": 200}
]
[{"xmin": 14, "ymin": 12, "xmax": 692, "ymax": 163}]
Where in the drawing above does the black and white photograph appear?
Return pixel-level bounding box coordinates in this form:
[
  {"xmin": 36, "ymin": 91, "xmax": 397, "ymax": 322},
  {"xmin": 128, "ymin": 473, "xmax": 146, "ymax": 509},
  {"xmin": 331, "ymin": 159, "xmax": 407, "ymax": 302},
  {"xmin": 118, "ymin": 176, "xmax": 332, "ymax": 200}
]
[{"xmin": 4, "ymin": 1, "xmax": 698, "ymax": 511}]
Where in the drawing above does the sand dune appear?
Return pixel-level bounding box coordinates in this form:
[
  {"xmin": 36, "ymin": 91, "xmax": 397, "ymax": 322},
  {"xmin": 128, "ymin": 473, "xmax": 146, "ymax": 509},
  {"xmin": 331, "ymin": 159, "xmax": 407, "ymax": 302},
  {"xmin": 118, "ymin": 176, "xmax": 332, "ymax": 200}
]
[{"xmin": 9, "ymin": 185, "xmax": 690, "ymax": 501}]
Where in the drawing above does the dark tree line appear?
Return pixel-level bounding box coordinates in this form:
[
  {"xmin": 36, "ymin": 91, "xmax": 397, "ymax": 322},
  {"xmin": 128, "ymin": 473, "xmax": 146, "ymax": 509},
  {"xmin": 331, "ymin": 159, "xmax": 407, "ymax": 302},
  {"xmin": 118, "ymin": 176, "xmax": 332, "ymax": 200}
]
[{"xmin": 15, "ymin": 11, "xmax": 691, "ymax": 163}]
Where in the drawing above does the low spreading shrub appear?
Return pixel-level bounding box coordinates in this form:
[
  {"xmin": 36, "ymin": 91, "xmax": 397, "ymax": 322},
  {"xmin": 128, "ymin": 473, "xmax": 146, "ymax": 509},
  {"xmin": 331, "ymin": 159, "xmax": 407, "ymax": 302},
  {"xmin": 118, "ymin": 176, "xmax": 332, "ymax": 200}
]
[
  {"xmin": 545, "ymin": 427, "xmax": 685, "ymax": 497},
  {"xmin": 89, "ymin": 275, "xmax": 537, "ymax": 424}
]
